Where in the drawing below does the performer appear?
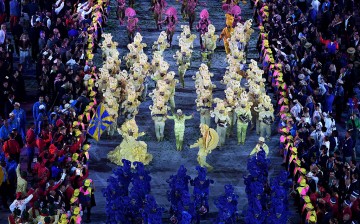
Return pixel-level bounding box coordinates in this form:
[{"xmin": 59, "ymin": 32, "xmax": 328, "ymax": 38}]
[
  {"xmin": 235, "ymin": 91, "xmax": 252, "ymax": 145},
  {"xmin": 201, "ymin": 24, "xmax": 218, "ymax": 65},
  {"xmin": 117, "ymin": 0, "xmax": 126, "ymax": 25},
  {"xmin": 152, "ymin": 31, "xmax": 170, "ymax": 53},
  {"xmin": 250, "ymin": 137, "xmax": 269, "ymax": 157},
  {"xmin": 161, "ymin": 7, "xmax": 178, "ymax": 46},
  {"xmin": 197, "ymin": 9, "xmax": 210, "ymax": 50},
  {"xmin": 211, "ymin": 99, "xmax": 231, "ymax": 147},
  {"xmin": 258, "ymin": 95, "xmax": 274, "ymax": 140},
  {"xmin": 190, "ymin": 124, "xmax": 219, "ymax": 171},
  {"xmin": 167, "ymin": 109, "xmax": 193, "ymax": 151},
  {"xmin": 149, "ymin": 95, "xmax": 169, "ymax": 141},
  {"xmin": 185, "ymin": 0, "xmax": 197, "ymax": 30},
  {"xmin": 107, "ymin": 119, "xmax": 153, "ymax": 166},
  {"xmin": 194, "ymin": 63, "xmax": 215, "ymax": 126},
  {"xmin": 125, "ymin": 8, "xmax": 139, "ymax": 42},
  {"xmin": 151, "ymin": 0, "xmax": 167, "ymax": 30},
  {"xmin": 224, "ymin": 87, "xmax": 237, "ymax": 138},
  {"xmin": 191, "ymin": 166, "xmax": 214, "ymax": 223},
  {"xmin": 173, "ymin": 42, "xmax": 192, "ymax": 88},
  {"xmin": 220, "ymin": 14, "xmax": 234, "ymax": 54}
]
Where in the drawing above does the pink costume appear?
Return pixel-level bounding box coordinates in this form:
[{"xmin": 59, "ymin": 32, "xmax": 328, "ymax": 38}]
[
  {"xmin": 165, "ymin": 7, "xmax": 177, "ymax": 33},
  {"xmin": 197, "ymin": 9, "xmax": 211, "ymax": 50},
  {"xmin": 125, "ymin": 7, "xmax": 139, "ymax": 42},
  {"xmin": 222, "ymin": 1, "xmax": 242, "ymax": 26},
  {"xmin": 152, "ymin": 0, "xmax": 167, "ymax": 30},
  {"xmin": 197, "ymin": 9, "xmax": 210, "ymax": 34},
  {"xmin": 230, "ymin": 5, "xmax": 242, "ymax": 27}
]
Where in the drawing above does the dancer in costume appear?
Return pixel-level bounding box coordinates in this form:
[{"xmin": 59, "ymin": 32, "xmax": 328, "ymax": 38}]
[
  {"xmin": 173, "ymin": 39, "xmax": 192, "ymax": 88},
  {"xmin": 117, "ymin": 0, "xmax": 126, "ymax": 25},
  {"xmin": 167, "ymin": 109, "xmax": 193, "ymax": 151},
  {"xmin": 185, "ymin": 0, "xmax": 197, "ymax": 30},
  {"xmin": 151, "ymin": 0, "xmax": 167, "ymax": 30},
  {"xmin": 215, "ymin": 184, "xmax": 240, "ymax": 223},
  {"xmin": 194, "ymin": 63, "xmax": 215, "ymax": 126},
  {"xmin": 161, "ymin": 7, "xmax": 178, "ymax": 46},
  {"xmin": 191, "ymin": 166, "xmax": 214, "ymax": 223},
  {"xmin": 149, "ymin": 91, "xmax": 169, "ymax": 141},
  {"xmin": 197, "ymin": 9, "xmax": 210, "ymax": 50},
  {"xmin": 235, "ymin": 91, "xmax": 253, "ymax": 145},
  {"xmin": 152, "ymin": 31, "xmax": 170, "ymax": 53},
  {"xmin": 125, "ymin": 7, "xmax": 139, "ymax": 42},
  {"xmin": 258, "ymin": 95, "xmax": 274, "ymax": 140},
  {"xmin": 190, "ymin": 124, "xmax": 219, "ymax": 171},
  {"xmin": 107, "ymin": 119, "xmax": 153, "ymax": 166},
  {"xmin": 224, "ymin": 87, "xmax": 237, "ymax": 138},
  {"xmin": 211, "ymin": 99, "xmax": 231, "ymax": 147},
  {"xmin": 201, "ymin": 24, "xmax": 218, "ymax": 66},
  {"xmin": 220, "ymin": 14, "xmax": 234, "ymax": 54},
  {"xmin": 250, "ymin": 136, "xmax": 269, "ymax": 157}
]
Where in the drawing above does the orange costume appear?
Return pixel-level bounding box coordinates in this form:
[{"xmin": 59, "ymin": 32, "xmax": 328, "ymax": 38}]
[{"xmin": 220, "ymin": 14, "xmax": 234, "ymax": 54}]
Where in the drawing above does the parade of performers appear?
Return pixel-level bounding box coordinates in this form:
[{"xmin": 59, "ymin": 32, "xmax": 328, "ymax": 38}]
[{"xmin": 0, "ymin": 0, "xmax": 360, "ymax": 223}]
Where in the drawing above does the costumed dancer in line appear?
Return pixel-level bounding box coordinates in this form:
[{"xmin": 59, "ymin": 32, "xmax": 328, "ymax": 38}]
[
  {"xmin": 151, "ymin": 0, "xmax": 167, "ymax": 30},
  {"xmin": 167, "ymin": 166, "xmax": 193, "ymax": 223},
  {"xmin": 248, "ymin": 81, "xmax": 261, "ymax": 134},
  {"xmin": 191, "ymin": 166, "xmax": 214, "ymax": 223},
  {"xmin": 197, "ymin": 9, "xmax": 210, "ymax": 50},
  {"xmin": 258, "ymin": 95, "xmax": 274, "ymax": 140},
  {"xmin": 173, "ymin": 39, "xmax": 192, "ymax": 88},
  {"xmin": 201, "ymin": 24, "xmax": 218, "ymax": 66},
  {"xmin": 211, "ymin": 99, "xmax": 231, "ymax": 147},
  {"xmin": 125, "ymin": 7, "xmax": 139, "ymax": 42},
  {"xmin": 149, "ymin": 84, "xmax": 170, "ymax": 141},
  {"xmin": 117, "ymin": 0, "xmax": 126, "ymax": 25},
  {"xmin": 185, "ymin": 0, "xmax": 197, "ymax": 30},
  {"xmin": 235, "ymin": 91, "xmax": 253, "ymax": 145},
  {"xmin": 250, "ymin": 136, "xmax": 269, "ymax": 157},
  {"xmin": 215, "ymin": 184, "xmax": 240, "ymax": 223},
  {"xmin": 220, "ymin": 14, "xmax": 234, "ymax": 54},
  {"xmin": 223, "ymin": 87, "xmax": 238, "ymax": 138},
  {"xmin": 167, "ymin": 109, "xmax": 193, "ymax": 151},
  {"xmin": 194, "ymin": 63, "xmax": 215, "ymax": 126},
  {"xmin": 178, "ymin": 25, "xmax": 197, "ymax": 49},
  {"xmin": 152, "ymin": 31, "xmax": 170, "ymax": 54},
  {"xmin": 107, "ymin": 119, "xmax": 153, "ymax": 166},
  {"xmin": 123, "ymin": 32, "xmax": 147, "ymax": 69},
  {"xmin": 190, "ymin": 124, "xmax": 219, "ymax": 171},
  {"xmin": 160, "ymin": 7, "xmax": 178, "ymax": 46}
]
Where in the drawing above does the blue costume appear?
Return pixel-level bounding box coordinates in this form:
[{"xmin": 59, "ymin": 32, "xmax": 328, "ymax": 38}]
[
  {"xmin": 215, "ymin": 185, "xmax": 239, "ymax": 224},
  {"xmin": 142, "ymin": 194, "xmax": 163, "ymax": 224},
  {"xmin": 191, "ymin": 166, "xmax": 214, "ymax": 222},
  {"xmin": 167, "ymin": 165, "xmax": 193, "ymax": 223}
]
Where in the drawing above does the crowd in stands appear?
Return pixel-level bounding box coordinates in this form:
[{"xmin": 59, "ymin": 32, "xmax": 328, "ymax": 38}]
[
  {"xmin": 256, "ymin": 0, "xmax": 360, "ymax": 223},
  {"xmin": 0, "ymin": 0, "xmax": 109, "ymax": 222}
]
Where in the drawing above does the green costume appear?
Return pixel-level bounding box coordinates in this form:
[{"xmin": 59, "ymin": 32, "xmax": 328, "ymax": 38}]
[
  {"xmin": 168, "ymin": 113, "xmax": 193, "ymax": 150},
  {"xmin": 235, "ymin": 107, "xmax": 252, "ymax": 144}
]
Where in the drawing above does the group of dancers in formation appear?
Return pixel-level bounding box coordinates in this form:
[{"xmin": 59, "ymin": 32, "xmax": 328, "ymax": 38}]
[{"xmin": 94, "ymin": 0, "xmax": 275, "ymax": 172}]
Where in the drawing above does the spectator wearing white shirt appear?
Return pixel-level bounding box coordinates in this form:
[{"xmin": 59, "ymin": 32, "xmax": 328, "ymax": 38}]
[{"xmin": 9, "ymin": 192, "xmax": 34, "ymax": 215}]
